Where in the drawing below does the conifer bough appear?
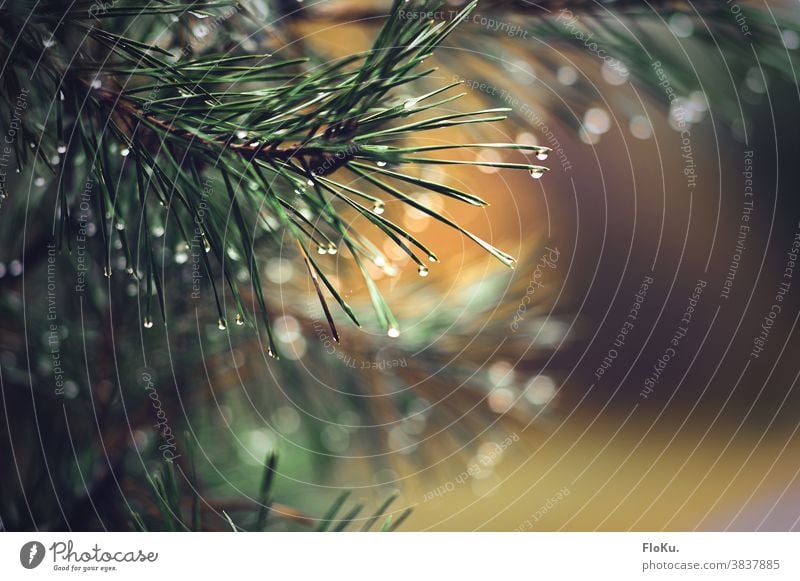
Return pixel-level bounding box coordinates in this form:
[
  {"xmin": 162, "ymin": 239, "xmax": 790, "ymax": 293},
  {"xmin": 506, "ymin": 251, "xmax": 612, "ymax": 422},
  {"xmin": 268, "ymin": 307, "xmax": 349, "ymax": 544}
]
[{"xmin": 0, "ymin": 0, "xmax": 550, "ymax": 357}]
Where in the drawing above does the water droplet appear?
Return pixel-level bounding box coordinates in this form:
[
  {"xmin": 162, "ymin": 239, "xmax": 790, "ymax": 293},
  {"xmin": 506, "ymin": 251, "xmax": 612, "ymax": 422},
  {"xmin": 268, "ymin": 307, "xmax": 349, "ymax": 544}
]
[
  {"xmin": 317, "ymin": 245, "xmax": 327, "ymax": 255},
  {"xmin": 376, "ymin": 160, "xmax": 387, "ymax": 167},
  {"xmin": 34, "ymin": 176, "xmax": 46, "ymax": 187},
  {"xmin": 235, "ymin": 313, "xmax": 244, "ymax": 326},
  {"xmin": 120, "ymin": 148, "xmax": 130, "ymax": 157},
  {"xmin": 418, "ymin": 265, "xmax": 429, "ymax": 277},
  {"xmin": 529, "ymin": 168, "xmax": 544, "ymax": 179},
  {"xmin": 306, "ymin": 178, "xmax": 314, "ymax": 187},
  {"xmin": 57, "ymin": 144, "xmax": 67, "ymax": 154},
  {"xmin": 387, "ymin": 327, "xmax": 400, "ymax": 338},
  {"xmin": 59, "ymin": 91, "xmax": 65, "ymax": 102},
  {"xmin": 91, "ymin": 78, "xmax": 102, "ymax": 90},
  {"xmin": 629, "ymin": 115, "xmax": 652, "ymax": 140},
  {"xmin": 374, "ymin": 255, "xmax": 386, "ymax": 267},
  {"xmin": 203, "ymin": 237, "xmax": 211, "ymax": 253},
  {"xmin": 428, "ymin": 255, "xmax": 438, "ymax": 263},
  {"xmin": 403, "ymin": 98, "xmax": 419, "ymax": 110},
  {"xmin": 373, "ymin": 201, "xmax": 385, "ymax": 215},
  {"xmin": 143, "ymin": 316, "xmax": 154, "ymax": 328},
  {"xmin": 103, "ymin": 266, "xmax": 111, "ymax": 278},
  {"xmin": 218, "ymin": 318, "xmax": 227, "ymax": 330},
  {"xmin": 668, "ymin": 13, "xmax": 694, "ymax": 38},
  {"xmin": 782, "ymin": 29, "xmax": 800, "ymax": 50},
  {"xmin": 236, "ymin": 130, "xmax": 248, "ymax": 139},
  {"xmin": 536, "ymin": 151, "xmax": 549, "ymax": 161},
  {"xmin": 50, "ymin": 155, "xmax": 60, "ymax": 165},
  {"xmin": 584, "ymin": 107, "xmax": 611, "ymax": 135},
  {"xmin": 556, "ymin": 65, "xmax": 578, "ymax": 86},
  {"xmin": 327, "ymin": 244, "xmax": 337, "ymax": 255},
  {"xmin": 43, "ymin": 37, "xmax": 55, "ymax": 48}
]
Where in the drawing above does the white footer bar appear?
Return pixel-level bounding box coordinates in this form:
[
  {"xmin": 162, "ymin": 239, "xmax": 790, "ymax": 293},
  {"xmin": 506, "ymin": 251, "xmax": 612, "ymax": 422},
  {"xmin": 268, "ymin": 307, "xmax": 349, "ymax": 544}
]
[{"xmin": 1, "ymin": 532, "xmax": 797, "ymax": 580}]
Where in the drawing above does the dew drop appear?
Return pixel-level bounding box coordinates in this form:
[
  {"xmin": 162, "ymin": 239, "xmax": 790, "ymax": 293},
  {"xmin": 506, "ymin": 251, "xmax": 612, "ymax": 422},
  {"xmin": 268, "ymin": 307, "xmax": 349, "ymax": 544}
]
[
  {"xmin": 57, "ymin": 144, "xmax": 67, "ymax": 154},
  {"xmin": 327, "ymin": 244, "xmax": 338, "ymax": 255},
  {"xmin": 43, "ymin": 37, "xmax": 55, "ymax": 48},
  {"xmin": 317, "ymin": 245, "xmax": 327, "ymax": 255},
  {"xmin": 418, "ymin": 265, "xmax": 429, "ymax": 277},
  {"xmin": 236, "ymin": 130, "xmax": 248, "ymax": 139},
  {"xmin": 376, "ymin": 160, "xmax": 387, "ymax": 167},
  {"xmin": 34, "ymin": 176, "xmax": 46, "ymax": 187},
  {"xmin": 373, "ymin": 201, "xmax": 385, "ymax": 215},
  {"xmin": 536, "ymin": 151, "xmax": 549, "ymax": 161},
  {"xmin": 306, "ymin": 178, "xmax": 314, "ymax": 187},
  {"xmin": 120, "ymin": 148, "xmax": 130, "ymax": 157},
  {"xmin": 203, "ymin": 237, "xmax": 211, "ymax": 253},
  {"xmin": 529, "ymin": 168, "xmax": 545, "ymax": 179},
  {"xmin": 387, "ymin": 327, "xmax": 400, "ymax": 338},
  {"xmin": 143, "ymin": 316, "xmax": 154, "ymax": 329},
  {"xmin": 428, "ymin": 255, "xmax": 438, "ymax": 263},
  {"xmin": 174, "ymin": 250, "xmax": 188, "ymax": 264},
  {"xmin": 218, "ymin": 318, "xmax": 227, "ymax": 330},
  {"xmin": 403, "ymin": 98, "xmax": 419, "ymax": 110},
  {"xmin": 235, "ymin": 313, "xmax": 244, "ymax": 326}
]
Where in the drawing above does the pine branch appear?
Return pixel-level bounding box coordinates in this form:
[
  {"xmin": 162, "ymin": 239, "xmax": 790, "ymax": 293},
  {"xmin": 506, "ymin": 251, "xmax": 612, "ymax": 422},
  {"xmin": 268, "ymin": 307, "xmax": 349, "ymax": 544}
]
[
  {"xmin": 0, "ymin": 0, "xmax": 550, "ymax": 353},
  {"xmin": 280, "ymin": 0, "xmax": 800, "ymax": 135}
]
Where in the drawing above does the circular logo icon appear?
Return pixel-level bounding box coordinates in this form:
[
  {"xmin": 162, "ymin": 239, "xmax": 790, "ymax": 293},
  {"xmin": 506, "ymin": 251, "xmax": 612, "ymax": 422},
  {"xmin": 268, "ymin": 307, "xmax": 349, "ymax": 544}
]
[{"xmin": 20, "ymin": 541, "xmax": 46, "ymax": 569}]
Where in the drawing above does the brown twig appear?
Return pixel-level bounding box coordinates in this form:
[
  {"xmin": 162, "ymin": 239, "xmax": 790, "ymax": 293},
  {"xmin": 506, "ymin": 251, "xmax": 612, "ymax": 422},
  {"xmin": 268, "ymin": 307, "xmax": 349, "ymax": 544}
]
[{"xmin": 91, "ymin": 87, "xmax": 354, "ymax": 174}]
